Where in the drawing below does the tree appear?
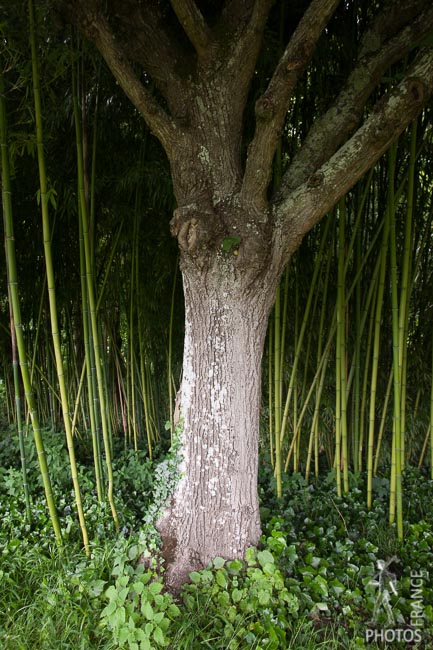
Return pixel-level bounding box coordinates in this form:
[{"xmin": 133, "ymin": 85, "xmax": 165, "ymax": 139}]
[{"xmin": 53, "ymin": 0, "xmax": 433, "ymax": 591}]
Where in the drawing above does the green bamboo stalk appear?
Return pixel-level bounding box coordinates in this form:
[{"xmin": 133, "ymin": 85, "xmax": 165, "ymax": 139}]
[
  {"xmin": 138, "ymin": 324, "xmax": 154, "ymax": 458},
  {"xmin": 79, "ymin": 206, "xmax": 103, "ymax": 501},
  {"xmin": 279, "ymin": 216, "xmax": 331, "ymax": 446},
  {"xmin": 335, "ymin": 269, "xmax": 342, "ymax": 495},
  {"xmin": 268, "ymin": 324, "xmax": 274, "ymax": 469},
  {"xmin": 305, "ymin": 348, "xmax": 330, "ymax": 483},
  {"xmin": 353, "ymin": 215, "xmax": 362, "ymax": 473},
  {"xmin": 398, "ymin": 121, "xmax": 417, "ymax": 469},
  {"xmin": 285, "ymin": 312, "xmax": 335, "ymax": 473},
  {"xmin": 388, "ymin": 144, "xmax": 403, "ymax": 539},
  {"xmin": 292, "ymin": 276, "xmax": 299, "ymax": 473},
  {"xmin": 313, "ymin": 243, "xmax": 332, "ymax": 479},
  {"xmin": 357, "ymin": 267, "xmax": 379, "ymax": 472},
  {"xmin": 72, "ymin": 55, "xmax": 118, "ymax": 528},
  {"xmin": 374, "ymin": 366, "xmax": 393, "ymax": 475},
  {"xmin": 279, "ymin": 267, "xmax": 290, "ymax": 402},
  {"xmin": 1, "ymin": 72, "xmax": 62, "ymax": 546},
  {"xmin": 9, "ymin": 301, "xmax": 32, "ymax": 521},
  {"xmin": 417, "ymin": 424, "xmax": 430, "ymax": 471},
  {"xmin": 29, "ymin": 0, "xmax": 90, "ymax": 552},
  {"xmin": 129, "ymin": 212, "xmax": 138, "ymax": 451},
  {"xmin": 338, "ymin": 199, "xmax": 349, "ymax": 494},
  {"xmin": 274, "ymin": 284, "xmax": 282, "ymax": 496},
  {"xmin": 366, "ymin": 200, "xmax": 390, "ymax": 509},
  {"xmin": 431, "ymin": 327, "xmax": 433, "ymax": 479}
]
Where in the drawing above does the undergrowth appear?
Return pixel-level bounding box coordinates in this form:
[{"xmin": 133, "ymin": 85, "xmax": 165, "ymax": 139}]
[{"xmin": 0, "ymin": 428, "xmax": 432, "ymax": 649}]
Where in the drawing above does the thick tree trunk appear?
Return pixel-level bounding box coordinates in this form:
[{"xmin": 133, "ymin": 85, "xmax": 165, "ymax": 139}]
[{"xmin": 157, "ymin": 264, "xmax": 276, "ymax": 592}]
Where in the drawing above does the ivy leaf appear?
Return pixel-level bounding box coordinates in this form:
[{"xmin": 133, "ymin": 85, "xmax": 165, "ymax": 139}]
[
  {"xmin": 221, "ymin": 235, "xmax": 241, "ymax": 252},
  {"xmin": 257, "ymin": 550, "xmax": 275, "ymax": 568},
  {"xmin": 215, "ymin": 570, "xmax": 228, "ymax": 588},
  {"xmin": 189, "ymin": 571, "xmax": 201, "ymax": 583}
]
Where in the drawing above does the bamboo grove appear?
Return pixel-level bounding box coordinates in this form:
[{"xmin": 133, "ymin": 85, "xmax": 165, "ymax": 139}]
[{"xmin": 1, "ymin": 2, "xmax": 433, "ymax": 547}]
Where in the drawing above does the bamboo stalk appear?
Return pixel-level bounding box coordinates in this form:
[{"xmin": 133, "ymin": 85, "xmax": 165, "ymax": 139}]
[
  {"xmin": 1, "ymin": 72, "xmax": 62, "ymax": 546},
  {"xmin": 279, "ymin": 216, "xmax": 331, "ymax": 447},
  {"xmin": 338, "ymin": 199, "xmax": 349, "ymax": 493},
  {"xmin": 29, "ymin": 0, "xmax": 90, "ymax": 552},
  {"xmin": 398, "ymin": 121, "xmax": 417, "ymax": 469},
  {"xmin": 72, "ymin": 54, "xmax": 118, "ymax": 529},
  {"xmin": 274, "ymin": 284, "xmax": 282, "ymax": 496},
  {"xmin": 388, "ymin": 144, "xmax": 403, "ymax": 539},
  {"xmin": 366, "ymin": 199, "xmax": 390, "ymax": 509}
]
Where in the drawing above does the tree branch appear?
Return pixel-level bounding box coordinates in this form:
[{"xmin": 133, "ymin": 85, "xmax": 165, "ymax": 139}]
[
  {"xmin": 63, "ymin": 0, "xmax": 180, "ymax": 156},
  {"xmin": 222, "ymin": 0, "xmax": 274, "ymax": 116},
  {"xmin": 278, "ymin": 0, "xmax": 433, "ymax": 196},
  {"xmin": 272, "ymin": 48, "xmax": 433, "ymax": 269},
  {"xmin": 170, "ymin": 0, "xmax": 212, "ymax": 56},
  {"xmin": 241, "ymin": 0, "xmax": 341, "ymax": 207},
  {"xmin": 110, "ymin": 1, "xmax": 189, "ymax": 97}
]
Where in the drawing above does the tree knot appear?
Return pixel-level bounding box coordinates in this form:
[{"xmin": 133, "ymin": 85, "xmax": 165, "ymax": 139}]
[
  {"xmin": 255, "ymin": 95, "xmax": 275, "ymax": 120},
  {"xmin": 170, "ymin": 203, "xmax": 221, "ymax": 254},
  {"xmin": 406, "ymin": 77, "xmax": 425, "ymax": 104},
  {"xmin": 307, "ymin": 171, "xmax": 325, "ymax": 188}
]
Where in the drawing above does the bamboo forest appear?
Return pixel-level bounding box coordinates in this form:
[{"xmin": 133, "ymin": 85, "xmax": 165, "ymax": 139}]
[{"xmin": 1, "ymin": 1, "xmax": 433, "ymax": 648}]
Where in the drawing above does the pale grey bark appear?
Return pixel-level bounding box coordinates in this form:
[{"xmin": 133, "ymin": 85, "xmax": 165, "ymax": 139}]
[{"xmin": 157, "ymin": 268, "xmax": 275, "ymax": 592}]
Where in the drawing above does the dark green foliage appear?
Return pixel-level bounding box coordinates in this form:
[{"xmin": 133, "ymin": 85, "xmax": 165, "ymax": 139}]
[{"xmin": 1, "ymin": 441, "xmax": 433, "ymax": 649}]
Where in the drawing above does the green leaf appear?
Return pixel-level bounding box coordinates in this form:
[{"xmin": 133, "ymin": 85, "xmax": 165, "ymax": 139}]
[
  {"xmin": 140, "ymin": 639, "xmax": 151, "ymax": 650},
  {"xmin": 227, "ymin": 559, "xmax": 243, "ymax": 575},
  {"xmin": 189, "ymin": 571, "xmax": 201, "ymax": 583},
  {"xmin": 258, "ymin": 589, "xmax": 271, "ymax": 606},
  {"xmin": 135, "ymin": 628, "xmax": 146, "ymax": 641},
  {"xmin": 101, "ymin": 601, "xmax": 117, "ymax": 618},
  {"xmin": 128, "ymin": 545, "xmax": 139, "ymax": 560},
  {"xmin": 153, "ymin": 612, "xmax": 165, "ymax": 624},
  {"xmin": 89, "ymin": 579, "xmax": 106, "ymax": 598},
  {"xmin": 148, "ymin": 581, "xmax": 163, "ymax": 595},
  {"xmin": 245, "ymin": 548, "xmax": 257, "ymax": 566},
  {"xmin": 153, "ymin": 626, "xmax": 165, "ymax": 646},
  {"xmin": 105, "ymin": 585, "xmax": 117, "ymax": 600},
  {"xmin": 112, "ymin": 606, "xmax": 126, "ymax": 627},
  {"xmin": 142, "ymin": 601, "xmax": 154, "ymax": 620},
  {"xmin": 133, "ymin": 581, "xmax": 144, "ymax": 595},
  {"xmin": 221, "ymin": 235, "xmax": 241, "ymax": 252},
  {"xmin": 154, "ymin": 594, "xmax": 164, "ymax": 607},
  {"xmin": 213, "ymin": 556, "xmax": 225, "ymax": 569},
  {"xmin": 257, "ymin": 550, "xmax": 275, "ymax": 567},
  {"xmin": 216, "ymin": 570, "xmax": 228, "ymax": 588},
  {"xmin": 231, "ymin": 588, "xmax": 243, "ymax": 603},
  {"xmin": 118, "ymin": 626, "xmax": 131, "ymax": 643},
  {"xmin": 167, "ymin": 603, "xmax": 181, "ymax": 618}
]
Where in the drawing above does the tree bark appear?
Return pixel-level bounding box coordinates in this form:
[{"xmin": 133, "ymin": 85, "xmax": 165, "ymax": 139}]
[{"xmin": 157, "ymin": 260, "xmax": 277, "ymax": 592}]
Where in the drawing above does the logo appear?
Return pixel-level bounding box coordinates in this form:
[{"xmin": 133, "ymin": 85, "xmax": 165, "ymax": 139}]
[{"xmin": 365, "ymin": 558, "xmax": 426, "ymax": 644}]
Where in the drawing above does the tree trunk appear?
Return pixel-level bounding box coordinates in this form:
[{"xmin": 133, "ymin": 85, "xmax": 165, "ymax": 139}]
[{"xmin": 157, "ymin": 261, "xmax": 276, "ymax": 592}]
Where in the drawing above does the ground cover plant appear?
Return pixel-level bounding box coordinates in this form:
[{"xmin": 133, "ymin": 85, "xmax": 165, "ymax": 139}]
[{"xmin": 1, "ymin": 432, "xmax": 432, "ymax": 649}]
